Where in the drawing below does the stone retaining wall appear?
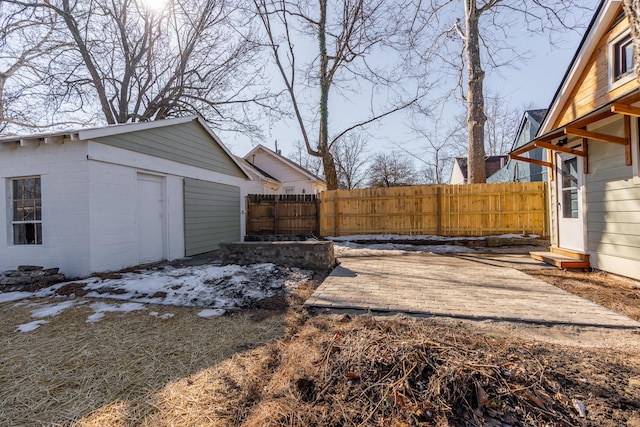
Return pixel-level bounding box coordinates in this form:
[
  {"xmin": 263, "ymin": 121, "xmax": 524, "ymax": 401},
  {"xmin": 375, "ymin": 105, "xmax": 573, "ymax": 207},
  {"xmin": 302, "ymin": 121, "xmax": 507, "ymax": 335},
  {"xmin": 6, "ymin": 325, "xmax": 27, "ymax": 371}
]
[
  {"xmin": 0, "ymin": 266, "xmax": 66, "ymax": 292},
  {"xmin": 220, "ymin": 241, "xmax": 335, "ymax": 271}
]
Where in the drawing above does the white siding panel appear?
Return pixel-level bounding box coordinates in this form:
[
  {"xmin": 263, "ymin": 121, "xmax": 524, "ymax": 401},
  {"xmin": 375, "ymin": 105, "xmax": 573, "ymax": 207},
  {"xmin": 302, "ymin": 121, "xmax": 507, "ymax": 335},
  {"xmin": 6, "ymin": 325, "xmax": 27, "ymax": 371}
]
[
  {"xmin": 250, "ymin": 150, "xmax": 320, "ymax": 194},
  {"xmin": 585, "ymin": 118, "xmax": 640, "ymax": 280},
  {"xmin": 0, "ymin": 142, "xmax": 91, "ymax": 277}
]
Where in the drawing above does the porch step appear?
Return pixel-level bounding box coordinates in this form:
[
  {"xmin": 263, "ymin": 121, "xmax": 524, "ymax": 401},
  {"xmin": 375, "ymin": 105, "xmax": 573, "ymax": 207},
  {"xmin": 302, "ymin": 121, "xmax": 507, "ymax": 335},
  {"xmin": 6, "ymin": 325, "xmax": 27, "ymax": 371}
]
[{"xmin": 530, "ymin": 250, "xmax": 591, "ymax": 269}]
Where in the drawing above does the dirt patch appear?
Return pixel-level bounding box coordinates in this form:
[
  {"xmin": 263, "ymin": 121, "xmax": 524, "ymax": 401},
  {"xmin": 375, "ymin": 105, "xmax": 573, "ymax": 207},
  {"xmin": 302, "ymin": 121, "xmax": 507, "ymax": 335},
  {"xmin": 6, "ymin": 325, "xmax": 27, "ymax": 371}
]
[{"xmin": 523, "ymin": 268, "xmax": 640, "ymax": 321}]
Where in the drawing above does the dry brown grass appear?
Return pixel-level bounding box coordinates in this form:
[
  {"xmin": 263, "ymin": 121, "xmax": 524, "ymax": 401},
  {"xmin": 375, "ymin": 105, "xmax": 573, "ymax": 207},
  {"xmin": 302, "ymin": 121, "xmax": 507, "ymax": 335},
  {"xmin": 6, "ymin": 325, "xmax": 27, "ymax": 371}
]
[
  {"xmin": 0, "ymin": 299, "xmax": 286, "ymax": 426},
  {"xmin": 90, "ymin": 313, "xmax": 639, "ymax": 427},
  {"xmin": 1, "ymin": 270, "xmax": 639, "ymax": 426}
]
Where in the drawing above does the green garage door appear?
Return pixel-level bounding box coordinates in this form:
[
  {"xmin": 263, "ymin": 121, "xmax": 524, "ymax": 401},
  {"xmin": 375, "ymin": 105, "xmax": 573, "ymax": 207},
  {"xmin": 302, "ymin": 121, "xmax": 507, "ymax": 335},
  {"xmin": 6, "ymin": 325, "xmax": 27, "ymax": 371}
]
[{"xmin": 184, "ymin": 178, "xmax": 241, "ymax": 256}]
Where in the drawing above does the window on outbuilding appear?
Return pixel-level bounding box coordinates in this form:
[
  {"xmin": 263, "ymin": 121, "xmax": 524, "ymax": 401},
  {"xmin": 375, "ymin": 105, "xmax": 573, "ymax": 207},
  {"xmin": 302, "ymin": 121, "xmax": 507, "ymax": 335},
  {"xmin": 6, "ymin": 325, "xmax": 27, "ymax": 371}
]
[{"xmin": 11, "ymin": 176, "xmax": 42, "ymax": 245}]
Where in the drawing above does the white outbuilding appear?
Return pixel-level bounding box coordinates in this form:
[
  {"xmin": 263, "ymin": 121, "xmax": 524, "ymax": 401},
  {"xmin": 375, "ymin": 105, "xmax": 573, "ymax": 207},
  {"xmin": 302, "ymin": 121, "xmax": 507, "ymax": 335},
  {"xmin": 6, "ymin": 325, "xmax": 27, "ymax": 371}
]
[{"xmin": 0, "ymin": 116, "xmax": 249, "ymax": 278}]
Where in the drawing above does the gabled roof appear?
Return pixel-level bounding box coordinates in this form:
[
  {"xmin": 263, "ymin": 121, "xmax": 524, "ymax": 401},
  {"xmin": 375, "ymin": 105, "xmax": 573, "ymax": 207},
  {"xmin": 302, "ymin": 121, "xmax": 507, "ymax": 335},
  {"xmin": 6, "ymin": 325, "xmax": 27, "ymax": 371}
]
[
  {"xmin": 0, "ymin": 116, "xmax": 250, "ymax": 178},
  {"xmin": 234, "ymin": 156, "xmax": 280, "ymax": 184},
  {"xmin": 537, "ymin": 0, "xmax": 619, "ymax": 136},
  {"xmin": 243, "ymin": 144, "xmax": 325, "ymax": 183},
  {"xmin": 510, "ymin": 109, "xmax": 547, "ymax": 151}
]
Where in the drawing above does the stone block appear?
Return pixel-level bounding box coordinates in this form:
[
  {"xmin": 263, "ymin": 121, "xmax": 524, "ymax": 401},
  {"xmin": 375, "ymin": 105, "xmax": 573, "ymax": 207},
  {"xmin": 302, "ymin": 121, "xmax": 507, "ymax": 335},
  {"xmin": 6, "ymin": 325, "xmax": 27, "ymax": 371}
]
[{"xmin": 220, "ymin": 241, "xmax": 336, "ymax": 271}]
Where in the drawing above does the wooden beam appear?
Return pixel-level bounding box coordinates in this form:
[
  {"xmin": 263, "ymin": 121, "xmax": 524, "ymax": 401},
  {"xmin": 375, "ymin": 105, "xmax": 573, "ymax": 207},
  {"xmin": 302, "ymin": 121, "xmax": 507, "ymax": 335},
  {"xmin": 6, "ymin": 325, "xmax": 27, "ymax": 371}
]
[
  {"xmin": 534, "ymin": 140, "xmax": 587, "ymax": 157},
  {"xmin": 611, "ymin": 103, "xmax": 640, "ymax": 117},
  {"xmin": 510, "ymin": 142, "xmax": 538, "ymax": 156},
  {"xmin": 624, "ymin": 114, "xmax": 632, "ymax": 166},
  {"xmin": 569, "ymin": 110, "xmax": 616, "ymax": 130},
  {"xmin": 583, "ymin": 138, "xmax": 589, "ymax": 174},
  {"xmin": 509, "ymin": 154, "xmax": 553, "ymax": 168},
  {"xmin": 564, "ymin": 127, "xmax": 629, "ymax": 145}
]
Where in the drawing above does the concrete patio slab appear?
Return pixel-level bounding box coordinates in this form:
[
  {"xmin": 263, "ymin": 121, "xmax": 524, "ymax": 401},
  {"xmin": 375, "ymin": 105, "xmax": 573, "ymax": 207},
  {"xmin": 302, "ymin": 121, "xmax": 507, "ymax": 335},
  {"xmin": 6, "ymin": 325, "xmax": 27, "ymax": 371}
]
[{"xmin": 304, "ymin": 253, "xmax": 640, "ymax": 329}]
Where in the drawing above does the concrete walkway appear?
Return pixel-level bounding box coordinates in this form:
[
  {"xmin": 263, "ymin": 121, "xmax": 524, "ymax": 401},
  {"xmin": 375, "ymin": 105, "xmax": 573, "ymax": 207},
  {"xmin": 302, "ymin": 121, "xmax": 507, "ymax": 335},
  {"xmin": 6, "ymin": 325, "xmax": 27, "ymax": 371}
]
[{"xmin": 305, "ymin": 253, "xmax": 640, "ymax": 329}]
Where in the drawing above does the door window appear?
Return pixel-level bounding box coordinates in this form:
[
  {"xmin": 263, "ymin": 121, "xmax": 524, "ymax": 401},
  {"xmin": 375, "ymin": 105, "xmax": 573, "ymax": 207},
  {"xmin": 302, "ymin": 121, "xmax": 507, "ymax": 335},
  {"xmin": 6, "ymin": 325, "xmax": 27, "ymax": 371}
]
[{"xmin": 561, "ymin": 157, "xmax": 579, "ymax": 219}]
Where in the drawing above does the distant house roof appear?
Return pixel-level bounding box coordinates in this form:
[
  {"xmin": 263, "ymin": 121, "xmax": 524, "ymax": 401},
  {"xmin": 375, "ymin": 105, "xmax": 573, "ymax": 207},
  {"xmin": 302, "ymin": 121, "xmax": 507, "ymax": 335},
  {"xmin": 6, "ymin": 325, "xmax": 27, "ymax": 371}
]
[
  {"xmin": 509, "ymin": 109, "xmax": 547, "ymax": 152},
  {"xmin": 234, "ymin": 156, "xmax": 280, "ymax": 182},
  {"xmin": 453, "ymin": 155, "xmax": 508, "ymax": 183},
  {"xmin": 243, "ymin": 144, "xmax": 325, "ymax": 184}
]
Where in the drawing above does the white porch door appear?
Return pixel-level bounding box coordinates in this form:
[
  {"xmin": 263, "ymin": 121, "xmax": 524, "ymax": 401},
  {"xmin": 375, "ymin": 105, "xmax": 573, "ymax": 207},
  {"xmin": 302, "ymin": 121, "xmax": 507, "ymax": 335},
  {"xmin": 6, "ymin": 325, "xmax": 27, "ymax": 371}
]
[
  {"xmin": 556, "ymin": 154, "xmax": 585, "ymax": 252},
  {"xmin": 137, "ymin": 173, "xmax": 165, "ymax": 263}
]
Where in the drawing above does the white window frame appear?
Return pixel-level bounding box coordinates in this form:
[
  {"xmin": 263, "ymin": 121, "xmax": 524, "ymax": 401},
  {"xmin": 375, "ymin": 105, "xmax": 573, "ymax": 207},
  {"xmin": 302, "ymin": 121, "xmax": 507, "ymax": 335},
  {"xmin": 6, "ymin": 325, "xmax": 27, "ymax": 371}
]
[
  {"xmin": 10, "ymin": 176, "xmax": 42, "ymax": 245},
  {"xmin": 609, "ymin": 30, "xmax": 636, "ymax": 91},
  {"xmin": 283, "ymin": 186, "xmax": 295, "ymax": 195}
]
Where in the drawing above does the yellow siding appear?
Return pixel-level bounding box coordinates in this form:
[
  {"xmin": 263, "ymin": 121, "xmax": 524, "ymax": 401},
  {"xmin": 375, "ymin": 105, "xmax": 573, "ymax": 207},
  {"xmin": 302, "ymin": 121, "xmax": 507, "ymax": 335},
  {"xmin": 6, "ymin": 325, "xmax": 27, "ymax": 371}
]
[{"xmin": 554, "ymin": 8, "xmax": 639, "ymax": 128}]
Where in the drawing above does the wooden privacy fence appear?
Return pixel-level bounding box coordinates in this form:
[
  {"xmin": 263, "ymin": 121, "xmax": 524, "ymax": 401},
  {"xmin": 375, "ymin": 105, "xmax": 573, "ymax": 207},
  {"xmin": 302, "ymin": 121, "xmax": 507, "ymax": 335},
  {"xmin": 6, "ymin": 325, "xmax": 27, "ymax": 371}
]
[
  {"xmin": 319, "ymin": 182, "xmax": 547, "ymax": 237},
  {"xmin": 246, "ymin": 194, "xmax": 320, "ymax": 236}
]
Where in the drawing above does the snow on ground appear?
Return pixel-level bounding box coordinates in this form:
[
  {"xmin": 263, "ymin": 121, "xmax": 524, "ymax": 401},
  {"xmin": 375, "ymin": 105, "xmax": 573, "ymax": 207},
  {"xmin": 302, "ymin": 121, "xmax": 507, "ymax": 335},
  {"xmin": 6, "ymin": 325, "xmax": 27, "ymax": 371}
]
[
  {"xmin": 3, "ymin": 235, "xmax": 535, "ymax": 332},
  {"xmin": 327, "ymin": 233, "xmax": 539, "ymax": 242},
  {"xmin": 333, "ymin": 242, "xmax": 477, "ymax": 257},
  {"xmin": 3, "ymin": 263, "xmax": 313, "ymax": 332}
]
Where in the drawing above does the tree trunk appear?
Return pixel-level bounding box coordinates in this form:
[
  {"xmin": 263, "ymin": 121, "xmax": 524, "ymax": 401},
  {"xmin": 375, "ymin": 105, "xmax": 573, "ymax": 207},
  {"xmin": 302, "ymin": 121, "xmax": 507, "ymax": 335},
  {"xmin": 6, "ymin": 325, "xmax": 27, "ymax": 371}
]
[
  {"xmin": 622, "ymin": 0, "xmax": 640, "ymax": 83},
  {"xmin": 318, "ymin": 0, "xmax": 339, "ymax": 190},
  {"xmin": 464, "ymin": 0, "xmax": 487, "ymax": 183}
]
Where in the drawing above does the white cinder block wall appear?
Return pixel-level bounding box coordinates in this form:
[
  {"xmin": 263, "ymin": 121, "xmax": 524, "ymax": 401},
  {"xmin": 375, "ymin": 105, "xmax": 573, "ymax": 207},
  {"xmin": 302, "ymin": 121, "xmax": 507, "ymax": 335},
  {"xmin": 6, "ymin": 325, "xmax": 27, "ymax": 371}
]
[
  {"xmin": 87, "ymin": 160, "xmax": 186, "ymax": 274},
  {"xmin": 0, "ymin": 141, "xmax": 92, "ymax": 277},
  {"xmin": 1, "ymin": 138, "xmax": 245, "ymax": 278}
]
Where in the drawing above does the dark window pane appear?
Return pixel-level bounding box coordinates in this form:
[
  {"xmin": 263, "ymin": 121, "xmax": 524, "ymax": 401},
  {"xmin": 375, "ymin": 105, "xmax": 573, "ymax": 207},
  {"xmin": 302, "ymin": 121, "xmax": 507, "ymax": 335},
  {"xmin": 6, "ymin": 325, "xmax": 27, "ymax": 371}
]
[
  {"xmin": 11, "ymin": 177, "xmax": 42, "ymax": 245},
  {"xmin": 35, "ymin": 223, "xmax": 42, "ymax": 244}
]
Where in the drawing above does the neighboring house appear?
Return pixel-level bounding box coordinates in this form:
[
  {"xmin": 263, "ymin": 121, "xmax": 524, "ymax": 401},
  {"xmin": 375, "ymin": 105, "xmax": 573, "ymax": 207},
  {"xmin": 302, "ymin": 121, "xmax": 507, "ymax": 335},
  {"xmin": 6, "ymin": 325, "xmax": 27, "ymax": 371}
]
[
  {"xmin": 510, "ymin": 0, "xmax": 640, "ymax": 280},
  {"xmin": 449, "ymin": 155, "xmax": 508, "ymax": 184},
  {"xmin": 241, "ymin": 144, "xmax": 326, "ymax": 194},
  {"xmin": 0, "ymin": 116, "xmax": 249, "ymax": 277},
  {"xmin": 488, "ymin": 109, "xmax": 549, "ymax": 183}
]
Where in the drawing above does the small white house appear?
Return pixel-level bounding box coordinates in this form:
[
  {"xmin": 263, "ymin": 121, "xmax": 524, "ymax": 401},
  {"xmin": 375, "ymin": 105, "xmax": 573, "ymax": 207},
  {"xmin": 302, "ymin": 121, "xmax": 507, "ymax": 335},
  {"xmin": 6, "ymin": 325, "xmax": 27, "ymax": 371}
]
[
  {"xmin": 0, "ymin": 116, "xmax": 249, "ymax": 277},
  {"xmin": 240, "ymin": 144, "xmax": 326, "ymax": 195}
]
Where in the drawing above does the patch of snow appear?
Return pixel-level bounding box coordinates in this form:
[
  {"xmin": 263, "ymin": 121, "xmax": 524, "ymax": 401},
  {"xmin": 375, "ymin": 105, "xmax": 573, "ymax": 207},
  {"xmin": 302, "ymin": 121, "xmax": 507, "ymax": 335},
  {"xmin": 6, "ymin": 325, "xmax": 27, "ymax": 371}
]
[
  {"xmin": 30, "ymin": 300, "xmax": 77, "ymax": 318},
  {"xmin": 327, "ymin": 234, "xmax": 485, "ymax": 242},
  {"xmin": 15, "ymin": 320, "xmax": 49, "ymax": 333},
  {"xmin": 150, "ymin": 312, "xmax": 174, "ymax": 319},
  {"xmin": 327, "ymin": 233, "xmax": 539, "ymax": 242},
  {"xmin": 0, "ymin": 292, "xmax": 34, "ymax": 304},
  {"xmin": 86, "ymin": 301, "xmax": 147, "ymax": 324},
  {"xmin": 333, "ymin": 242, "xmax": 476, "ymax": 257},
  {"xmin": 197, "ymin": 308, "xmax": 226, "ymax": 318},
  {"xmin": 3, "ymin": 262, "xmax": 312, "ymax": 330}
]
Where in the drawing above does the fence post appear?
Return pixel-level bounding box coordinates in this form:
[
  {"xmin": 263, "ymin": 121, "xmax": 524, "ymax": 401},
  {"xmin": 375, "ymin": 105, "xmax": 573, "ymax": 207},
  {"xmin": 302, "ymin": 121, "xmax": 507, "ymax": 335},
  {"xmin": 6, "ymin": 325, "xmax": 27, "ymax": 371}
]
[
  {"xmin": 274, "ymin": 196, "xmax": 279, "ymax": 235},
  {"xmin": 246, "ymin": 195, "xmax": 251, "ymax": 236},
  {"xmin": 334, "ymin": 191, "xmax": 339, "ymax": 237},
  {"xmin": 436, "ymin": 185, "xmax": 442, "ymax": 236}
]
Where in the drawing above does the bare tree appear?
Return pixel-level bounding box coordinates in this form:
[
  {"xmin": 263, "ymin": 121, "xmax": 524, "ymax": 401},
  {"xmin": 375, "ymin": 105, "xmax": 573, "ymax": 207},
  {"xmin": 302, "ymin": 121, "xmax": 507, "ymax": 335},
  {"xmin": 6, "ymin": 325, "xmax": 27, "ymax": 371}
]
[
  {"xmin": 0, "ymin": 3, "xmax": 74, "ymax": 132},
  {"xmin": 367, "ymin": 151, "xmax": 417, "ymax": 188},
  {"xmin": 622, "ymin": 1, "xmax": 640, "ymax": 81},
  {"xmin": 402, "ymin": 115, "xmax": 465, "ymax": 185},
  {"xmin": 253, "ymin": 0, "xmax": 423, "ymax": 190},
  {"xmin": 6, "ymin": 0, "xmax": 271, "ymax": 132},
  {"xmin": 333, "ymin": 133, "xmax": 370, "ymax": 189},
  {"xmin": 288, "ymin": 139, "xmax": 323, "ymax": 178},
  {"xmin": 418, "ymin": 0, "xmax": 596, "ymax": 183},
  {"xmin": 484, "ymin": 92, "xmax": 522, "ymax": 156}
]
